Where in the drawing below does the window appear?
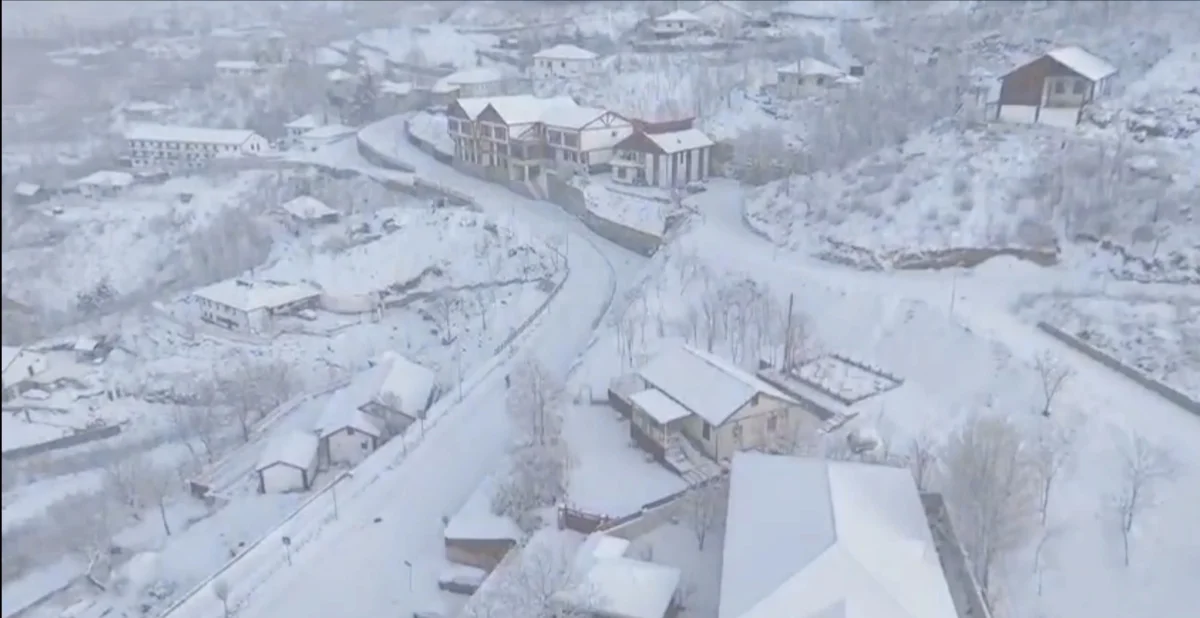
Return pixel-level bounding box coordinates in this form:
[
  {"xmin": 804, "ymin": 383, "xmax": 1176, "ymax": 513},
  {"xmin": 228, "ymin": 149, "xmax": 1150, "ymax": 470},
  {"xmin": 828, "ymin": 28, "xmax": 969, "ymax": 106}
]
[
  {"xmin": 560, "ymin": 61, "xmax": 566, "ymax": 68},
  {"xmin": 767, "ymin": 413, "xmax": 778, "ymax": 432},
  {"xmin": 702, "ymin": 422, "xmax": 711, "ymax": 440},
  {"xmin": 732, "ymin": 424, "xmax": 743, "ymax": 441},
  {"xmin": 1054, "ymin": 80, "xmax": 1066, "ymax": 94},
  {"xmin": 1072, "ymin": 79, "xmax": 1087, "ymax": 95},
  {"xmin": 494, "ymin": 127, "xmax": 506, "ymax": 140},
  {"xmin": 347, "ymin": 427, "xmax": 355, "ymax": 436}
]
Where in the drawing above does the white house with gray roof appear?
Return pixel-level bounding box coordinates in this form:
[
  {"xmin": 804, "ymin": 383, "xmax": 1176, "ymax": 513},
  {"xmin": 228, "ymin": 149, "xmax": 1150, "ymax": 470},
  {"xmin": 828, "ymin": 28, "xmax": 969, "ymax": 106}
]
[
  {"xmin": 532, "ymin": 44, "xmax": 600, "ymax": 79},
  {"xmin": 190, "ymin": 279, "xmax": 320, "ymax": 333},
  {"xmin": 720, "ymin": 453, "xmax": 960, "ymax": 618},
  {"xmin": 627, "ymin": 345, "xmax": 823, "ymax": 480}
]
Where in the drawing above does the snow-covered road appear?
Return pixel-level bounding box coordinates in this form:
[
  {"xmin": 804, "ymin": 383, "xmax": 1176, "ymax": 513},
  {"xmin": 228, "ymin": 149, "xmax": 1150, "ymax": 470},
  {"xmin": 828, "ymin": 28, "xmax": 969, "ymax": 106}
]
[{"xmin": 156, "ymin": 119, "xmax": 645, "ymax": 618}]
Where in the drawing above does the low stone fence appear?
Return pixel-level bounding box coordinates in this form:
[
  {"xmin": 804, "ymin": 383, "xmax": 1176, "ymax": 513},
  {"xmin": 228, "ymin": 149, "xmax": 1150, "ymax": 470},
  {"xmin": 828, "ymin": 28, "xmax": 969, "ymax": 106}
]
[
  {"xmin": 1, "ymin": 423, "xmax": 123, "ymax": 461},
  {"xmin": 1037, "ymin": 322, "xmax": 1200, "ymax": 417}
]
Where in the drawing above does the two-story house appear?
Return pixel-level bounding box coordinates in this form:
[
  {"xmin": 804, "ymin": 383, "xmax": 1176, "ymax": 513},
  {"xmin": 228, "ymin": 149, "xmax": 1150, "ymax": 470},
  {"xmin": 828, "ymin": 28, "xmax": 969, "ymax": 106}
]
[
  {"xmin": 651, "ymin": 9, "xmax": 706, "ymax": 39},
  {"xmin": 531, "ymin": 44, "xmax": 600, "ymax": 79},
  {"xmin": 540, "ymin": 106, "xmax": 634, "ymax": 173},
  {"xmin": 610, "ymin": 118, "xmax": 715, "ymax": 188},
  {"xmin": 448, "ymin": 94, "xmax": 620, "ymax": 183},
  {"xmin": 125, "ymin": 124, "xmax": 269, "ymax": 170}
]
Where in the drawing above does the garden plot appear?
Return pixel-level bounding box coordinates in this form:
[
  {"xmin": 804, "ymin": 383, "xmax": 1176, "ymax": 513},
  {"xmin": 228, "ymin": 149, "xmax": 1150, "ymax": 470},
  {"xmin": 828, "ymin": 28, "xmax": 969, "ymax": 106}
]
[
  {"xmin": 791, "ymin": 354, "xmax": 902, "ymax": 404},
  {"xmin": 1020, "ymin": 294, "xmax": 1199, "ymax": 400}
]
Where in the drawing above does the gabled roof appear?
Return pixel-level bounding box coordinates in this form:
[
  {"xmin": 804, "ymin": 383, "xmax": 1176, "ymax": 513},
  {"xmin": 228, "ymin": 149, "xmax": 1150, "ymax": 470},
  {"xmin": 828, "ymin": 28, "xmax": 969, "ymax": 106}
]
[
  {"xmin": 453, "ymin": 94, "xmax": 576, "ymax": 123},
  {"xmin": 1045, "ymin": 46, "xmax": 1117, "ymax": 81},
  {"xmin": 719, "ymin": 453, "xmax": 957, "ymax": 618},
  {"xmin": 779, "ymin": 58, "xmax": 843, "ymax": 77},
  {"xmin": 645, "ymin": 128, "xmax": 715, "ymax": 155},
  {"xmin": 657, "ymin": 9, "xmax": 701, "ymax": 22},
  {"xmin": 279, "ymin": 196, "xmax": 337, "ymax": 220},
  {"xmin": 374, "ymin": 351, "xmax": 437, "ymax": 418},
  {"xmin": 533, "ymin": 44, "xmax": 598, "ymax": 61},
  {"xmin": 539, "ymin": 105, "xmax": 610, "ymax": 130},
  {"xmin": 14, "ymin": 182, "xmax": 40, "ymax": 196},
  {"xmin": 191, "ymin": 279, "xmax": 320, "ymax": 312},
  {"xmin": 285, "ymin": 114, "xmax": 321, "ymax": 130},
  {"xmin": 256, "ymin": 430, "xmax": 319, "ymax": 471},
  {"xmin": 315, "ymin": 394, "xmax": 382, "ymax": 439},
  {"xmin": 77, "ymin": 170, "xmax": 134, "ymax": 188},
  {"xmin": 637, "ymin": 345, "xmax": 797, "ymax": 426},
  {"xmin": 1004, "ymin": 45, "xmax": 1117, "ymax": 82}
]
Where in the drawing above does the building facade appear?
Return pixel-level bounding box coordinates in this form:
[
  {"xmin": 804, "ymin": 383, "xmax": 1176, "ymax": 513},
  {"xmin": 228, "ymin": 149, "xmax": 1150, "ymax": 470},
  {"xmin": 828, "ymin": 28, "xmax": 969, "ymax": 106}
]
[{"xmin": 126, "ymin": 124, "xmax": 269, "ymax": 170}]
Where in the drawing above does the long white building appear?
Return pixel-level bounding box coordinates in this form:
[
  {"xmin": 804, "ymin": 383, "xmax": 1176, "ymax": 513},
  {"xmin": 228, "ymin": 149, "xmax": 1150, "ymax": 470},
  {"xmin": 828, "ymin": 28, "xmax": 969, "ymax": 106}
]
[{"xmin": 125, "ymin": 124, "xmax": 269, "ymax": 170}]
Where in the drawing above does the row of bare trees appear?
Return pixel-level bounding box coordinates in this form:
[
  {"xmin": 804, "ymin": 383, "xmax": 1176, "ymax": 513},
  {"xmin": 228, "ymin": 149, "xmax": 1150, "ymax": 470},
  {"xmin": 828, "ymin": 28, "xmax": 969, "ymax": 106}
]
[
  {"xmin": 794, "ymin": 412, "xmax": 1178, "ymax": 612},
  {"xmin": 492, "ymin": 359, "xmax": 573, "ymax": 532}
]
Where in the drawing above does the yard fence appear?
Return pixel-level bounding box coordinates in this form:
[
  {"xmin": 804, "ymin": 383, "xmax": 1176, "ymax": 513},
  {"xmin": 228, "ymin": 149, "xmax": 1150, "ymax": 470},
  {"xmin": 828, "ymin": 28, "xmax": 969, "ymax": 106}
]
[
  {"xmin": 557, "ymin": 473, "xmax": 729, "ymax": 538},
  {"xmin": 1, "ymin": 423, "xmax": 123, "ymax": 461},
  {"xmin": 1037, "ymin": 322, "xmax": 1200, "ymax": 417}
]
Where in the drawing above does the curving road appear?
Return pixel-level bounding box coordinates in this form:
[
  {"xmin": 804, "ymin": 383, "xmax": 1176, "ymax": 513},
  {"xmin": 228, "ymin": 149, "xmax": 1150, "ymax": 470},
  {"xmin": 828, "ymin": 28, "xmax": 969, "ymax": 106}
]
[{"xmin": 162, "ymin": 119, "xmax": 646, "ymax": 618}]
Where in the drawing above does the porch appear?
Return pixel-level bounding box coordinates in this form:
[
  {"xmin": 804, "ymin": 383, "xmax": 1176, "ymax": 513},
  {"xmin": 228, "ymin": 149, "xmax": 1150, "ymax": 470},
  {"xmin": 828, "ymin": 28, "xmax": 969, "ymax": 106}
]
[{"xmin": 629, "ymin": 389, "xmax": 722, "ymax": 485}]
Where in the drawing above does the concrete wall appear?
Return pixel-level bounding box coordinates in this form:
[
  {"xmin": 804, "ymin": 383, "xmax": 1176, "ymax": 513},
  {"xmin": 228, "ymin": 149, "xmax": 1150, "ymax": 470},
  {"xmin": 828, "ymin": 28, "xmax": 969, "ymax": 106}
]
[
  {"xmin": 2, "ymin": 424, "xmax": 123, "ymax": 460},
  {"xmin": 1037, "ymin": 322, "xmax": 1200, "ymax": 417},
  {"xmin": 545, "ymin": 172, "xmax": 661, "ymax": 257}
]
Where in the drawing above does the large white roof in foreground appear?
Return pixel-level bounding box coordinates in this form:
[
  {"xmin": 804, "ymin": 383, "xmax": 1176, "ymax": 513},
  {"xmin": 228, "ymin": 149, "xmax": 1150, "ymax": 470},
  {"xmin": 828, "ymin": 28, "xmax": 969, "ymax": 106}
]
[
  {"xmin": 1046, "ymin": 46, "xmax": 1117, "ymax": 81},
  {"xmin": 719, "ymin": 452, "xmax": 957, "ymax": 618}
]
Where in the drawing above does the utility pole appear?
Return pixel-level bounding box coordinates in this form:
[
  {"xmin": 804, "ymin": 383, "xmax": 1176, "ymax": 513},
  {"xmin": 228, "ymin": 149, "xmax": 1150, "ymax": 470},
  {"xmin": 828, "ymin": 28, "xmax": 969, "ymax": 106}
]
[{"xmin": 783, "ymin": 293, "xmax": 795, "ymax": 368}]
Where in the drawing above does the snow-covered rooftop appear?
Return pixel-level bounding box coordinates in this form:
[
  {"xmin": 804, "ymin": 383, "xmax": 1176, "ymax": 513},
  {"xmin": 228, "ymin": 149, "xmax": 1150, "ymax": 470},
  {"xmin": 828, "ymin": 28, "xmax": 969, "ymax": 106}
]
[
  {"xmin": 380, "ymin": 80, "xmax": 413, "ymax": 96},
  {"xmin": 326, "ymin": 68, "xmax": 355, "ymax": 82},
  {"xmin": 779, "ymin": 57, "xmax": 844, "ymax": 77},
  {"xmin": 300, "ymin": 124, "xmax": 357, "ymax": 140},
  {"xmin": 657, "ymin": 9, "xmax": 701, "ymax": 22},
  {"xmin": 645, "ymin": 128, "xmax": 715, "ymax": 155},
  {"xmin": 720, "ymin": 453, "xmax": 957, "ymax": 618},
  {"xmin": 124, "ymin": 100, "xmax": 173, "ymax": 113},
  {"xmin": 191, "ymin": 279, "xmax": 320, "ymax": 312},
  {"xmin": 494, "ymin": 95, "xmax": 577, "ymax": 126},
  {"xmin": 76, "ymin": 170, "xmax": 134, "ymax": 188},
  {"xmin": 539, "ymin": 105, "xmax": 610, "ymax": 130},
  {"xmin": 629, "ymin": 388, "xmax": 692, "ymax": 424},
  {"xmin": 374, "ymin": 351, "xmax": 437, "ymax": 418},
  {"xmin": 255, "ymin": 430, "xmax": 319, "ymax": 472},
  {"xmin": 215, "ymin": 60, "xmax": 260, "ymax": 71},
  {"xmin": 125, "ymin": 123, "xmax": 259, "ymax": 146},
  {"xmin": 285, "ymin": 114, "xmax": 321, "ymax": 130},
  {"xmin": 637, "ymin": 345, "xmax": 796, "ymax": 426},
  {"xmin": 576, "ymin": 533, "xmax": 631, "ymax": 567},
  {"xmin": 1046, "ymin": 46, "xmax": 1118, "ymax": 82},
  {"xmin": 315, "ymin": 395, "xmax": 382, "ymax": 439},
  {"xmin": 444, "ymin": 473, "xmax": 522, "ymax": 541},
  {"xmin": 533, "ymin": 44, "xmax": 599, "ymax": 61},
  {"xmin": 279, "ymin": 196, "xmax": 338, "ymax": 220},
  {"xmin": 559, "ymin": 557, "xmax": 682, "ymax": 618},
  {"xmin": 13, "ymin": 182, "xmax": 40, "ymax": 196},
  {"xmin": 436, "ymin": 67, "xmax": 506, "ymax": 88}
]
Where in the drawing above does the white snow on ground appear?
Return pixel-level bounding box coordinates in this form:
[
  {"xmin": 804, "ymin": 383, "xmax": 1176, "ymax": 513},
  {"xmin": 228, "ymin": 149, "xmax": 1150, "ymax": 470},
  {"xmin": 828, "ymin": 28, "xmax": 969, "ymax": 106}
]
[
  {"xmin": 406, "ymin": 112, "xmax": 454, "ymax": 157},
  {"xmin": 1018, "ymin": 293, "xmax": 1199, "ymax": 400},
  {"xmin": 626, "ymin": 522, "xmax": 724, "ymax": 618},
  {"xmin": 356, "ymin": 26, "xmax": 499, "ymax": 71},
  {"xmin": 140, "ymin": 116, "xmax": 640, "ymax": 618},
  {"xmin": 792, "ymin": 355, "xmax": 901, "ymax": 403},
  {"xmin": 3, "ymin": 171, "xmax": 270, "ymax": 309},
  {"xmin": 743, "ymin": 121, "xmax": 1199, "ymax": 280},
  {"xmin": 578, "ymin": 180, "xmax": 670, "ymax": 238},
  {"xmin": 562, "ymin": 401, "xmax": 686, "ymax": 517}
]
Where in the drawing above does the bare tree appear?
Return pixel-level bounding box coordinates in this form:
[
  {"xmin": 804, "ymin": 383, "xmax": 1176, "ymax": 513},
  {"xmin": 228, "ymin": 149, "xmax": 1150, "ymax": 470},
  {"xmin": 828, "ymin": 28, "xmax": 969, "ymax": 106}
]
[
  {"xmin": 1031, "ymin": 423, "xmax": 1077, "ymax": 524},
  {"xmin": 426, "ymin": 294, "xmax": 459, "ymax": 344},
  {"xmin": 1032, "ymin": 523, "xmax": 1066, "ymax": 597},
  {"xmin": 614, "ymin": 310, "xmax": 639, "ymax": 370},
  {"xmin": 48, "ymin": 493, "xmax": 118, "ymax": 586},
  {"xmin": 103, "ymin": 453, "xmax": 147, "ymax": 514},
  {"xmin": 492, "ymin": 440, "xmax": 572, "ymax": 532},
  {"xmin": 698, "ymin": 286, "xmax": 723, "ymax": 353},
  {"xmin": 940, "ymin": 415, "xmax": 1040, "ymax": 608},
  {"xmin": 468, "ymin": 539, "xmax": 598, "ymax": 618},
  {"xmin": 1110, "ymin": 431, "xmax": 1178, "ymax": 566},
  {"xmin": 141, "ymin": 462, "xmax": 182, "ymax": 536},
  {"xmin": 682, "ymin": 479, "xmax": 728, "ymax": 550},
  {"xmin": 907, "ymin": 433, "xmax": 938, "ymax": 491},
  {"xmin": 218, "ymin": 356, "xmax": 297, "ymax": 443},
  {"xmin": 506, "ymin": 359, "xmax": 565, "ymax": 446},
  {"xmin": 212, "ymin": 578, "xmax": 231, "ymax": 618},
  {"xmin": 1033, "ymin": 352, "xmax": 1074, "ymax": 417},
  {"xmin": 172, "ymin": 404, "xmax": 223, "ymax": 463}
]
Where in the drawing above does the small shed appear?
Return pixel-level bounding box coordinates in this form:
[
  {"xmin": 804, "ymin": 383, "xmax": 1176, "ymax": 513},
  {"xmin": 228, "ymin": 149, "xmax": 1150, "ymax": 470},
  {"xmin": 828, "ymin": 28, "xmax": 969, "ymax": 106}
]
[
  {"xmin": 278, "ymin": 196, "xmax": 339, "ymax": 226},
  {"xmin": 13, "ymin": 182, "xmax": 46, "ymax": 206},
  {"xmin": 315, "ymin": 392, "xmax": 383, "ymax": 468},
  {"xmin": 255, "ymin": 430, "xmax": 320, "ymax": 493},
  {"xmin": 76, "ymin": 170, "xmax": 134, "ymax": 198}
]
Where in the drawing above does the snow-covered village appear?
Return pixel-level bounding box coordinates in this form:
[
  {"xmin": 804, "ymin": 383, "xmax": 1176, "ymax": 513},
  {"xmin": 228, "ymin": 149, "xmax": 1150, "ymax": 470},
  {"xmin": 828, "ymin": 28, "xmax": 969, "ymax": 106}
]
[{"xmin": 2, "ymin": 2, "xmax": 1197, "ymax": 618}]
